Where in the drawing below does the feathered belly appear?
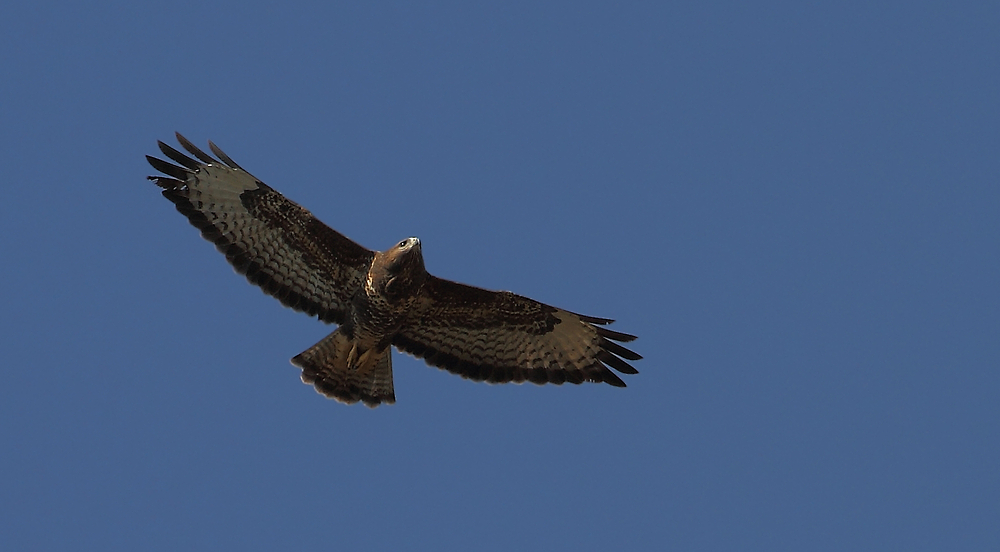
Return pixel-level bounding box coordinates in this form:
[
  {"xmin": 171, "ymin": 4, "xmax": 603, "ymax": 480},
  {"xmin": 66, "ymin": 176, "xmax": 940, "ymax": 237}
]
[{"xmin": 348, "ymin": 292, "xmax": 411, "ymax": 353}]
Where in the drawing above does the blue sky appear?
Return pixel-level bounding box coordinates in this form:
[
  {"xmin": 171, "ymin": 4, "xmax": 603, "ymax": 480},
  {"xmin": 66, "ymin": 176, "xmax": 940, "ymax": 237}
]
[{"xmin": 1, "ymin": 1, "xmax": 998, "ymax": 550}]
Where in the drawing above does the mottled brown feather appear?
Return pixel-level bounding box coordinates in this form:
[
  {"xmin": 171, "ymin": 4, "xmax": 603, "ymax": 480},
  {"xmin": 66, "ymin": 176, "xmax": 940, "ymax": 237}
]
[
  {"xmin": 394, "ymin": 276, "xmax": 640, "ymax": 387},
  {"xmin": 147, "ymin": 134, "xmax": 373, "ymax": 324}
]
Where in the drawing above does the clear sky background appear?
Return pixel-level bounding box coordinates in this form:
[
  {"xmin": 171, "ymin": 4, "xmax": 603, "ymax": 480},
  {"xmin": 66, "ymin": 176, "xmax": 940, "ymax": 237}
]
[{"xmin": 1, "ymin": 1, "xmax": 997, "ymax": 550}]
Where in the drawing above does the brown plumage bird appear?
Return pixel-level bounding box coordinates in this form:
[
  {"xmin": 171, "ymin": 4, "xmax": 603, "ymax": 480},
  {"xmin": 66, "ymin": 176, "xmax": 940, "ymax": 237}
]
[{"xmin": 146, "ymin": 134, "xmax": 641, "ymax": 406}]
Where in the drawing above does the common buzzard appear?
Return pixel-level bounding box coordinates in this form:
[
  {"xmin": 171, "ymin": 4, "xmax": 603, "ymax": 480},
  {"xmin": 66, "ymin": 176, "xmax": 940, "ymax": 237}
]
[{"xmin": 146, "ymin": 134, "xmax": 641, "ymax": 406}]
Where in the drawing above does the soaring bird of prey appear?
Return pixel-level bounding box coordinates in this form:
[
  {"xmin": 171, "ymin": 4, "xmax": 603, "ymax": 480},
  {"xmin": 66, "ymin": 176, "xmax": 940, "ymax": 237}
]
[{"xmin": 146, "ymin": 134, "xmax": 641, "ymax": 406}]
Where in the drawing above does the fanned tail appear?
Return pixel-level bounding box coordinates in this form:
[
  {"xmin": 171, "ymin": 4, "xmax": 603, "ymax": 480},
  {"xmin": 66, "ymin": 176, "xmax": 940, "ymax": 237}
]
[{"xmin": 291, "ymin": 329, "xmax": 396, "ymax": 407}]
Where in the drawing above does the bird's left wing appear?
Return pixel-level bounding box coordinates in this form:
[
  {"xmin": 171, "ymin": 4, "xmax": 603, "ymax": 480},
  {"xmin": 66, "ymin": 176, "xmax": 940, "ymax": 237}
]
[
  {"xmin": 393, "ymin": 276, "xmax": 641, "ymax": 387},
  {"xmin": 146, "ymin": 133, "xmax": 374, "ymax": 325}
]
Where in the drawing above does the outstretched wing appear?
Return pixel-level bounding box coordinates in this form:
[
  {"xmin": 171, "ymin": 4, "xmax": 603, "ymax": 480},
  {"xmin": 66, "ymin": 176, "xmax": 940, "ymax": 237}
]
[
  {"xmin": 393, "ymin": 276, "xmax": 641, "ymax": 387},
  {"xmin": 146, "ymin": 133, "xmax": 374, "ymax": 324}
]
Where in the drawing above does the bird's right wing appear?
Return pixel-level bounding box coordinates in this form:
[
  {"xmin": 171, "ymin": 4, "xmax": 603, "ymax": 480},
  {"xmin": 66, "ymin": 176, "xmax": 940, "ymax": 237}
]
[{"xmin": 146, "ymin": 133, "xmax": 374, "ymax": 325}]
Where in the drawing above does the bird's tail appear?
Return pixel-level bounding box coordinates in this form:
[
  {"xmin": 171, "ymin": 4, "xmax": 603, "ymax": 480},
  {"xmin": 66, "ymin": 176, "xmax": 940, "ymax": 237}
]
[{"xmin": 291, "ymin": 328, "xmax": 396, "ymax": 407}]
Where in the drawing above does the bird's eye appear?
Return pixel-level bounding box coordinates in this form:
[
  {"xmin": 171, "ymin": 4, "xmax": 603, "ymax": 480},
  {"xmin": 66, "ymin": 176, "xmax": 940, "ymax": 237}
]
[{"xmin": 399, "ymin": 240, "xmax": 408, "ymax": 248}]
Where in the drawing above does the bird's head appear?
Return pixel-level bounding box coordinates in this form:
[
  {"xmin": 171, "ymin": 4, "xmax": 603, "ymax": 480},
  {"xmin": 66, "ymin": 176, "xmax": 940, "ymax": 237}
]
[
  {"xmin": 385, "ymin": 237, "xmax": 423, "ymax": 273},
  {"xmin": 370, "ymin": 237, "xmax": 427, "ymax": 300}
]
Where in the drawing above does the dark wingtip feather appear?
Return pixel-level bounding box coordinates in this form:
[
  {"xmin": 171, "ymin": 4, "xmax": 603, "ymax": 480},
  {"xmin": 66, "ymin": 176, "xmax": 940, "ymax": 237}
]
[
  {"xmin": 599, "ymin": 368, "xmax": 627, "ymax": 387},
  {"xmin": 600, "ymin": 337, "xmax": 643, "ymax": 361},
  {"xmin": 597, "ymin": 350, "xmax": 639, "ymax": 376},
  {"xmin": 146, "ymin": 155, "xmax": 191, "ymax": 181},
  {"xmin": 175, "ymin": 132, "xmax": 216, "ymax": 164},
  {"xmin": 209, "ymin": 140, "xmax": 243, "ymax": 170},
  {"xmin": 157, "ymin": 141, "xmax": 202, "ymax": 171},
  {"xmin": 594, "ymin": 325, "xmax": 638, "ymax": 343}
]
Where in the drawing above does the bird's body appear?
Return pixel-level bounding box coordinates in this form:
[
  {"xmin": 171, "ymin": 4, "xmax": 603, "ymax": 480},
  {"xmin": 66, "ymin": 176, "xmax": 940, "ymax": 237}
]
[{"xmin": 146, "ymin": 134, "xmax": 641, "ymax": 406}]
